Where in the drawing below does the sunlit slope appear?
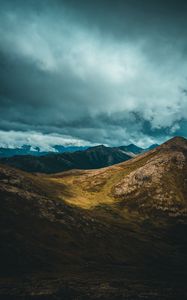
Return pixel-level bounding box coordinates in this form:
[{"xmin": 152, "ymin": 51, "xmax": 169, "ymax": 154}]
[
  {"xmin": 1, "ymin": 161, "xmax": 179, "ymax": 276},
  {"xmin": 50, "ymin": 137, "xmax": 187, "ymax": 215},
  {"xmin": 0, "ymin": 137, "xmax": 187, "ymax": 298}
]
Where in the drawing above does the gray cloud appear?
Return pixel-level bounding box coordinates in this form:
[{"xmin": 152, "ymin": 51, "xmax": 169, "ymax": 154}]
[{"xmin": 0, "ymin": 0, "xmax": 187, "ymax": 148}]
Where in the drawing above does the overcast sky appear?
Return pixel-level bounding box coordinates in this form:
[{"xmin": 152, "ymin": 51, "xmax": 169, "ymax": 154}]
[{"xmin": 0, "ymin": 0, "xmax": 187, "ymax": 149}]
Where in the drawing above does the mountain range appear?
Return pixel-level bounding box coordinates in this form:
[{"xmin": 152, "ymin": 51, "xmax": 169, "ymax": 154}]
[
  {"xmin": 0, "ymin": 136, "xmax": 187, "ymax": 299},
  {"xmin": 0, "ymin": 144, "xmax": 89, "ymax": 158},
  {"xmin": 0, "ymin": 143, "xmax": 158, "ymax": 173}
]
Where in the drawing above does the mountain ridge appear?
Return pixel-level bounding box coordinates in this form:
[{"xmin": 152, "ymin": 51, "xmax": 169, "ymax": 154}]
[
  {"xmin": 0, "ymin": 136, "xmax": 186, "ymax": 299},
  {"xmin": 0, "ymin": 144, "xmax": 90, "ymax": 158},
  {"xmin": 52, "ymin": 136, "xmax": 186, "ymax": 214},
  {"xmin": 0, "ymin": 143, "xmax": 158, "ymax": 173},
  {"xmin": 0, "ymin": 142, "xmax": 157, "ymax": 158}
]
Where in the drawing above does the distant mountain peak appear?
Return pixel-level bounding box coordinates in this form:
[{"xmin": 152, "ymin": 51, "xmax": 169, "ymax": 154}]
[
  {"xmin": 119, "ymin": 144, "xmax": 143, "ymax": 154},
  {"xmin": 87, "ymin": 144, "xmax": 107, "ymax": 151}
]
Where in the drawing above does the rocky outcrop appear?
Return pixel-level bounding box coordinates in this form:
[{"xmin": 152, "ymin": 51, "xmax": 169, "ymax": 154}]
[{"xmin": 113, "ymin": 137, "xmax": 187, "ymax": 216}]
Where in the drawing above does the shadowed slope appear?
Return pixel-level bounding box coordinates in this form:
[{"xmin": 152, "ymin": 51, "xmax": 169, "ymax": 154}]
[
  {"xmin": 0, "ymin": 145, "xmax": 132, "ymax": 173},
  {"xmin": 0, "ymin": 137, "xmax": 187, "ymax": 299}
]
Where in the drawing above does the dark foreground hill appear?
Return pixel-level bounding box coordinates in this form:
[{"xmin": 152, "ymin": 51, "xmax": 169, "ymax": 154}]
[{"xmin": 0, "ymin": 137, "xmax": 187, "ymax": 299}]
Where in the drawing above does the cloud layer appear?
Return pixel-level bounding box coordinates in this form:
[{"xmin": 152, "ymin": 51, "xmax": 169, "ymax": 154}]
[
  {"xmin": 0, "ymin": 130, "xmax": 94, "ymax": 151},
  {"xmin": 0, "ymin": 0, "xmax": 187, "ymax": 148}
]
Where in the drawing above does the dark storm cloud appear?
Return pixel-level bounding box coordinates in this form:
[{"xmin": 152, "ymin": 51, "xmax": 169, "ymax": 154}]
[{"xmin": 0, "ymin": 0, "xmax": 187, "ymax": 148}]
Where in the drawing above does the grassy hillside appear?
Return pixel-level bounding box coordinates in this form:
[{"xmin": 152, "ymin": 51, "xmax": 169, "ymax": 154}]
[
  {"xmin": 50, "ymin": 137, "xmax": 187, "ymax": 215},
  {"xmin": 0, "ymin": 137, "xmax": 187, "ymax": 299}
]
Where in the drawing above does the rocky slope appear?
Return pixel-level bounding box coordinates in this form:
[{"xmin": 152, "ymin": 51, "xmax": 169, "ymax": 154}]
[
  {"xmin": 113, "ymin": 136, "xmax": 187, "ymax": 216},
  {"xmin": 57, "ymin": 137, "xmax": 187, "ymax": 216},
  {"xmin": 0, "ymin": 137, "xmax": 187, "ymax": 299}
]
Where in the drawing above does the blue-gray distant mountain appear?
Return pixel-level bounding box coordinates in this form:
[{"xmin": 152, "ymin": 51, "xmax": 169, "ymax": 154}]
[
  {"xmin": 0, "ymin": 145, "xmax": 89, "ymax": 158},
  {"xmin": 145, "ymin": 144, "xmax": 159, "ymax": 151},
  {"xmin": 53, "ymin": 145, "xmax": 89, "ymax": 153},
  {"xmin": 118, "ymin": 144, "xmax": 144, "ymax": 154},
  {"xmin": 0, "ymin": 145, "xmax": 46, "ymax": 158},
  {"xmin": 0, "ymin": 143, "xmax": 159, "ymax": 173},
  {"xmin": 0, "ymin": 145, "xmax": 132, "ymax": 173},
  {"xmin": 0, "ymin": 143, "xmax": 158, "ymax": 158}
]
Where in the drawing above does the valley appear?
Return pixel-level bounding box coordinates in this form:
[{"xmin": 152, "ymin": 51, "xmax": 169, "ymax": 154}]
[{"xmin": 0, "ymin": 137, "xmax": 187, "ymax": 299}]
